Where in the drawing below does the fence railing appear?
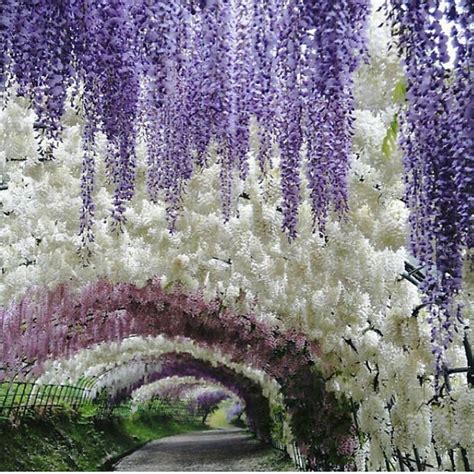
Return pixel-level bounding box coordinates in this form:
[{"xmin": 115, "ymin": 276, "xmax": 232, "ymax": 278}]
[
  {"xmin": 271, "ymin": 439, "xmax": 307, "ymax": 471},
  {"xmin": 142, "ymin": 398, "xmax": 204, "ymax": 424},
  {"xmin": 0, "ymin": 381, "xmax": 92, "ymax": 421}
]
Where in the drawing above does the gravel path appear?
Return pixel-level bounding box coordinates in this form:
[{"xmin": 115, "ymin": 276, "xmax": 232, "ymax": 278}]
[{"xmin": 113, "ymin": 429, "xmax": 293, "ymax": 471}]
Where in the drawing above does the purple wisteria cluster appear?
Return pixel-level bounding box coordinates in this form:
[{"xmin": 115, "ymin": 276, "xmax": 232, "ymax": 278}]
[
  {"xmin": 275, "ymin": 0, "xmax": 370, "ymax": 237},
  {"xmin": 188, "ymin": 389, "xmax": 230, "ymax": 420},
  {"xmin": 301, "ymin": 0, "xmax": 369, "ymax": 233},
  {"xmin": 386, "ymin": 0, "xmax": 473, "ymax": 383},
  {"xmin": 0, "ymin": 0, "xmax": 370, "ymax": 245}
]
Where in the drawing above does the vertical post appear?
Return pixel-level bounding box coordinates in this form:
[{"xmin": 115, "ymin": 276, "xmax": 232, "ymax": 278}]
[
  {"xmin": 44, "ymin": 385, "xmax": 55, "ymax": 410},
  {"xmin": 20, "ymin": 382, "xmax": 35, "ymax": 418},
  {"xmin": 2, "ymin": 380, "xmax": 16, "ymax": 416},
  {"xmin": 413, "ymin": 445, "xmax": 423, "ymax": 471},
  {"xmin": 57, "ymin": 385, "xmax": 66, "ymax": 406},
  {"xmin": 396, "ymin": 449, "xmax": 405, "ymax": 472},
  {"xmin": 0, "ymin": 382, "xmax": 10, "ymax": 417},
  {"xmin": 448, "ymin": 449, "xmax": 455, "ymax": 471},
  {"xmin": 63, "ymin": 385, "xmax": 72, "ymax": 405},
  {"xmin": 29, "ymin": 383, "xmax": 41, "ymax": 412},
  {"xmin": 432, "ymin": 441, "xmax": 442, "ymax": 469},
  {"xmin": 463, "ymin": 336, "xmax": 473, "ymax": 386},
  {"xmin": 460, "ymin": 447, "xmax": 470, "ymax": 472},
  {"xmin": 443, "ymin": 366, "xmax": 452, "ymax": 393},
  {"xmin": 36, "ymin": 384, "xmax": 46, "ymax": 409},
  {"xmin": 51, "ymin": 385, "xmax": 59, "ymax": 407},
  {"xmin": 71, "ymin": 387, "xmax": 79, "ymax": 409},
  {"xmin": 7, "ymin": 383, "xmax": 21, "ymax": 417},
  {"xmin": 13, "ymin": 382, "xmax": 28, "ymax": 420},
  {"xmin": 75, "ymin": 385, "xmax": 84, "ymax": 406}
]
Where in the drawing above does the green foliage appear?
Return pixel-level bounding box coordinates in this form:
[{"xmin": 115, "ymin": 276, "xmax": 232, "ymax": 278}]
[
  {"xmin": 392, "ymin": 79, "xmax": 407, "ymax": 104},
  {"xmin": 382, "ymin": 114, "xmax": 399, "ymax": 159},
  {"xmin": 207, "ymin": 399, "xmax": 235, "ymax": 429},
  {"xmin": 270, "ymin": 403, "xmax": 286, "ymax": 443},
  {"xmin": 0, "ymin": 406, "xmax": 203, "ymax": 471},
  {"xmin": 381, "ymin": 79, "xmax": 405, "ymax": 160}
]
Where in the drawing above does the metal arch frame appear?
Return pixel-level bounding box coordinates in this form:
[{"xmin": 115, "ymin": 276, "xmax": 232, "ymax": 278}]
[{"xmin": 400, "ymin": 260, "xmax": 473, "ymax": 388}]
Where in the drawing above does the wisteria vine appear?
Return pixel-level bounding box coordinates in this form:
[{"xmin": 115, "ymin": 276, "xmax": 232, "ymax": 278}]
[
  {"xmin": 386, "ymin": 0, "xmax": 473, "ymax": 383},
  {"xmin": 0, "ymin": 0, "xmax": 370, "ymax": 243}
]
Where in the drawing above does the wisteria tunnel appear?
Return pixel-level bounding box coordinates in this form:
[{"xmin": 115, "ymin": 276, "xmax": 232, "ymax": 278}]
[{"xmin": 0, "ymin": 0, "xmax": 472, "ymax": 472}]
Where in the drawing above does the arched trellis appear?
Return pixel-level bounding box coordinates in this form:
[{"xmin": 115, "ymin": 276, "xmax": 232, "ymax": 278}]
[
  {"xmin": 1, "ymin": 280, "xmax": 354, "ymax": 470},
  {"xmin": 36, "ymin": 334, "xmax": 281, "ymax": 408},
  {"xmin": 88, "ymin": 352, "xmax": 274, "ymax": 440},
  {"xmin": 130, "ymin": 377, "xmax": 222, "ymax": 407}
]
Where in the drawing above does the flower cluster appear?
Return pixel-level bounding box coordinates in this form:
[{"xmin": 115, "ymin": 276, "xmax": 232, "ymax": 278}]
[
  {"xmin": 0, "ymin": 279, "xmax": 351, "ymax": 469},
  {"xmin": 187, "ymin": 388, "xmax": 230, "ymax": 419},
  {"xmin": 1, "ymin": 0, "xmax": 369, "ymax": 245},
  {"xmin": 1, "ymin": 3, "xmax": 472, "ymax": 471},
  {"xmin": 131, "ymin": 376, "xmax": 217, "ymax": 406},
  {"xmin": 386, "ymin": 0, "xmax": 473, "ymax": 382}
]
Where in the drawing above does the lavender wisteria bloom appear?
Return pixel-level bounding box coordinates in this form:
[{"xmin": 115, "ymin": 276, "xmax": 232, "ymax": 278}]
[
  {"xmin": 187, "ymin": 388, "xmax": 230, "ymax": 422},
  {"xmin": 386, "ymin": 0, "xmax": 473, "ymax": 384},
  {"xmin": 2, "ymin": 0, "xmax": 370, "ymax": 245},
  {"xmin": 9, "ymin": 0, "xmax": 73, "ymax": 152},
  {"xmin": 0, "ymin": 0, "xmax": 16, "ymax": 94},
  {"xmin": 302, "ymin": 0, "xmax": 369, "ymax": 232},
  {"xmin": 136, "ymin": 0, "xmax": 194, "ymax": 228},
  {"xmin": 251, "ymin": 0, "xmax": 278, "ymax": 174},
  {"xmin": 276, "ymin": 2, "xmax": 304, "ymax": 240},
  {"xmin": 275, "ymin": 0, "xmax": 369, "ymax": 239},
  {"xmin": 70, "ymin": 0, "xmax": 140, "ymax": 234}
]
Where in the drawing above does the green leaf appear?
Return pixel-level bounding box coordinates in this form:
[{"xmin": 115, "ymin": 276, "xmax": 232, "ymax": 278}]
[
  {"xmin": 392, "ymin": 79, "xmax": 406, "ymax": 104},
  {"xmin": 381, "ymin": 114, "xmax": 399, "ymax": 159}
]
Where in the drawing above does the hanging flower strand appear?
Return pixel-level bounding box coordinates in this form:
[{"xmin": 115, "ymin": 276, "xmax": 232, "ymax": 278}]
[
  {"xmin": 302, "ymin": 0, "xmax": 370, "ymax": 233},
  {"xmin": 2, "ymin": 0, "xmax": 370, "ymax": 243},
  {"xmin": 386, "ymin": 0, "xmax": 472, "ymax": 384},
  {"xmin": 276, "ymin": 1, "xmax": 304, "ymax": 240}
]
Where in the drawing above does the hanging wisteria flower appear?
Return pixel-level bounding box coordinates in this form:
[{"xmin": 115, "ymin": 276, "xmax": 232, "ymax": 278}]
[
  {"xmin": 301, "ymin": 0, "xmax": 369, "ymax": 232},
  {"xmin": 1, "ymin": 0, "xmax": 370, "ymax": 243},
  {"xmin": 386, "ymin": 0, "xmax": 472, "ymax": 384},
  {"xmin": 8, "ymin": 0, "xmax": 74, "ymax": 152},
  {"xmin": 276, "ymin": 1, "xmax": 304, "ymax": 239},
  {"xmin": 1, "ymin": 2, "xmax": 472, "ymax": 471}
]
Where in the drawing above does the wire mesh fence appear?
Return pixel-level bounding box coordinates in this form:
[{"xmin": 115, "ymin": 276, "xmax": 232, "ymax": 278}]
[
  {"xmin": 92, "ymin": 395, "xmax": 204, "ymax": 425},
  {"xmin": 138, "ymin": 397, "xmax": 204, "ymax": 424}
]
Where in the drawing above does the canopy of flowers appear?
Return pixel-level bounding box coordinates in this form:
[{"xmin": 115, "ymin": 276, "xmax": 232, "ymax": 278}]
[{"xmin": 0, "ymin": 0, "xmax": 472, "ymax": 471}]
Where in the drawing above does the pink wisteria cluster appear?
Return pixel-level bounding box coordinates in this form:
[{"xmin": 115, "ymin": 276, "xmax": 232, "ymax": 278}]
[{"xmin": 0, "ymin": 280, "xmax": 353, "ymax": 470}]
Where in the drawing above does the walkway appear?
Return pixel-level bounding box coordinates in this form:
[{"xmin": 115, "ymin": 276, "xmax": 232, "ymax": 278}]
[{"xmin": 114, "ymin": 429, "xmax": 292, "ymax": 471}]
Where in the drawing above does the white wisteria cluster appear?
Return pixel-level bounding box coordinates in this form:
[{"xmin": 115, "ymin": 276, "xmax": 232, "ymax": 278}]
[
  {"xmin": 0, "ymin": 6, "xmax": 472, "ymax": 471},
  {"xmin": 37, "ymin": 335, "xmax": 282, "ymax": 406},
  {"xmin": 130, "ymin": 376, "xmax": 216, "ymax": 407},
  {"xmin": 88, "ymin": 360, "xmax": 164, "ymax": 400}
]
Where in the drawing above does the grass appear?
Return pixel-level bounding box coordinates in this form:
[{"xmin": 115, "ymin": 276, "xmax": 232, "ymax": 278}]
[
  {"xmin": 207, "ymin": 400, "xmax": 233, "ymax": 429},
  {"xmin": 0, "ymin": 406, "xmax": 204, "ymax": 471}
]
